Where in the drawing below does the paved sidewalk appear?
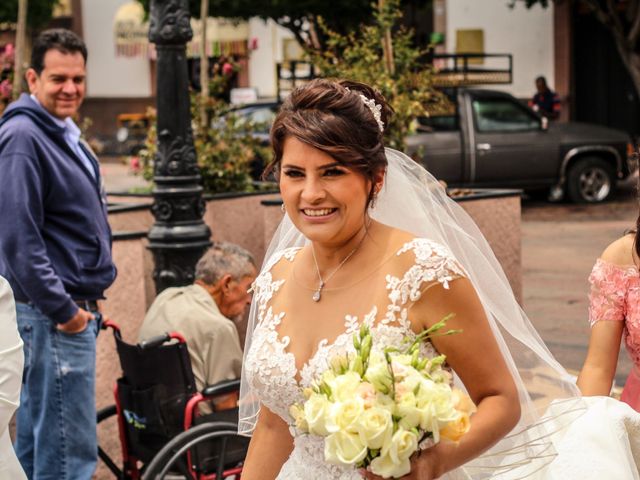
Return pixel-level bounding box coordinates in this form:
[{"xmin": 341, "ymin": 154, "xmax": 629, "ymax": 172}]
[{"xmin": 522, "ymin": 177, "xmax": 638, "ymax": 385}]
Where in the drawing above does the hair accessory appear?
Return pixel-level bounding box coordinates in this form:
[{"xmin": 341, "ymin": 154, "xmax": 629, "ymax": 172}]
[
  {"xmin": 359, "ymin": 94, "xmax": 384, "ymax": 133},
  {"xmin": 346, "ymin": 87, "xmax": 385, "ymax": 133}
]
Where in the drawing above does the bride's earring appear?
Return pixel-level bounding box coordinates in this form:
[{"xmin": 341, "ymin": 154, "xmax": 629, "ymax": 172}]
[
  {"xmin": 281, "ymin": 203, "xmax": 285, "ymax": 212},
  {"xmin": 369, "ymin": 184, "xmax": 381, "ymax": 209}
]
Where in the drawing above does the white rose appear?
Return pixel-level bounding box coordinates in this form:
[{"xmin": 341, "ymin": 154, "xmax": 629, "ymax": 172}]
[
  {"xmin": 369, "ymin": 453, "xmax": 411, "ymax": 479},
  {"xmin": 383, "ymin": 428, "xmax": 419, "ymax": 464},
  {"xmin": 326, "ymin": 397, "xmax": 365, "ymax": 433},
  {"xmin": 356, "ymin": 406, "xmax": 393, "ymax": 449},
  {"xmin": 304, "ymin": 393, "xmax": 332, "ymax": 436},
  {"xmin": 395, "ymin": 391, "xmax": 422, "ymax": 430},
  {"xmin": 328, "ymin": 371, "xmax": 363, "ymax": 402},
  {"xmin": 324, "ymin": 430, "xmax": 368, "ymax": 466},
  {"xmin": 415, "ymin": 381, "xmax": 458, "ymax": 436}
]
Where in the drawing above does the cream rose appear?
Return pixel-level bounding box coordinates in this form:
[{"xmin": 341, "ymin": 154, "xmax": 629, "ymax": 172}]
[
  {"xmin": 324, "ymin": 430, "xmax": 368, "ymax": 466},
  {"xmin": 328, "ymin": 371, "xmax": 362, "ymax": 402},
  {"xmin": 369, "ymin": 453, "xmax": 411, "ymax": 479},
  {"xmin": 395, "ymin": 391, "xmax": 422, "ymax": 431},
  {"xmin": 304, "ymin": 393, "xmax": 332, "ymax": 436},
  {"xmin": 356, "ymin": 406, "xmax": 393, "ymax": 449},
  {"xmin": 440, "ymin": 411, "xmax": 471, "ymax": 442},
  {"xmin": 384, "ymin": 428, "xmax": 419, "ymax": 463},
  {"xmin": 326, "ymin": 397, "xmax": 365, "ymax": 433}
]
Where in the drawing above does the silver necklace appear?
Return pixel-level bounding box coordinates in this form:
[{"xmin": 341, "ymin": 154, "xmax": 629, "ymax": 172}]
[{"xmin": 310, "ymin": 233, "xmax": 367, "ymax": 302}]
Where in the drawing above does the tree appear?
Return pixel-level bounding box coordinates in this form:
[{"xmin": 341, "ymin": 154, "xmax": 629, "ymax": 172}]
[
  {"xmin": 0, "ymin": 0, "xmax": 59, "ymax": 29},
  {"xmin": 515, "ymin": 0, "xmax": 640, "ymax": 100},
  {"xmin": 307, "ymin": 0, "xmax": 449, "ymax": 150},
  {"xmin": 139, "ymin": 0, "xmax": 428, "ymax": 52}
]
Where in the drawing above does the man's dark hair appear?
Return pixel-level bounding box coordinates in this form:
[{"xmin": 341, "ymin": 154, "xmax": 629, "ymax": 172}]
[
  {"xmin": 30, "ymin": 29, "xmax": 87, "ymax": 75},
  {"xmin": 535, "ymin": 76, "xmax": 547, "ymax": 86}
]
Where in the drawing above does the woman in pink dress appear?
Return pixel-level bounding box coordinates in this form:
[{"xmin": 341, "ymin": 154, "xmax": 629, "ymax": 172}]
[{"xmin": 578, "ymin": 231, "xmax": 640, "ymax": 410}]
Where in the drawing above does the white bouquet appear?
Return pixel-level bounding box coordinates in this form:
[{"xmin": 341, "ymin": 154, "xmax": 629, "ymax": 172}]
[{"xmin": 289, "ymin": 319, "xmax": 476, "ymax": 479}]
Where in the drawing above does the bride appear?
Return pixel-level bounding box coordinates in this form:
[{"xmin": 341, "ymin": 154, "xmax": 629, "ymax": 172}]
[{"xmin": 238, "ymin": 79, "xmax": 640, "ymax": 479}]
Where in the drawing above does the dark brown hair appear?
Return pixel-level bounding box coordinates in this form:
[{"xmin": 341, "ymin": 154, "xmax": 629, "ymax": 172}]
[
  {"xmin": 31, "ymin": 29, "xmax": 87, "ymax": 75},
  {"xmin": 265, "ymin": 78, "xmax": 393, "ymax": 209}
]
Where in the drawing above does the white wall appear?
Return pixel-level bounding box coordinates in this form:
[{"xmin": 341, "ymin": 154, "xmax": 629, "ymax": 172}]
[
  {"xmin": 81, "ymin": 0, "xmax": 151, "ymax": 98},
  {"xmin": 248, "ymin": 18, "xmax": 295, "ymax": 98},
  {"xmin": 446, "ymin": 0, "xmax": 554, "ymax": 98}
]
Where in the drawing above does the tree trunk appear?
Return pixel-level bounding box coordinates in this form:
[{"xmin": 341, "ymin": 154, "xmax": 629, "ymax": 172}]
[
  {"xmin": 199, "ymin": 0, "xmax": 209, "ymax": 128},
  {"xmin": 12, "ymin": 0, "xmax": 28, "ymax": 100}
]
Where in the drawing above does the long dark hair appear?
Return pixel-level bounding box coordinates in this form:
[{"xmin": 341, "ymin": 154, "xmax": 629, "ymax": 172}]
[{"xmin": 264, "ymin": 79, "xmax": 394, "ymax": 210}]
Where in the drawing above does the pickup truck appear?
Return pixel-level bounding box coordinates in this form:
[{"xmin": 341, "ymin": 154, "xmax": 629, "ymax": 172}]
[{"xmin": 407, "ymin": 89, "xmax": 636, "ymax": 203}]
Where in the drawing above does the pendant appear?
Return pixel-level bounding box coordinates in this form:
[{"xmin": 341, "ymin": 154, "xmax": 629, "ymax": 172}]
[{"xmin": 312, "ymin": 281, "xmax": 324, "ymax": 302}]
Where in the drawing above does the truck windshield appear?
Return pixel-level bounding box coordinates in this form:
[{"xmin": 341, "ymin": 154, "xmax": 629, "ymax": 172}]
[{"xmin": 472, "ymin": 98, "xmax": 540, "ymax": 132}]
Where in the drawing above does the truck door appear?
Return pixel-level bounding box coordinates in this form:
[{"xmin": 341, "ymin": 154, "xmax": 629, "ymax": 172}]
[
  {"xmin": 468, "ymin": 94, "xmax": 558, "ymax": 186},
  {"xmin": 406, "ymin": 113, "xmax": 463, "ymax": 185}
]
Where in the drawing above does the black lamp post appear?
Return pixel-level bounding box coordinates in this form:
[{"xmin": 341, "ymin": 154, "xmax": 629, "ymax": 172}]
[{"xmin": 148, "ymin": 0, "xmax": 211, "ymax": 293}]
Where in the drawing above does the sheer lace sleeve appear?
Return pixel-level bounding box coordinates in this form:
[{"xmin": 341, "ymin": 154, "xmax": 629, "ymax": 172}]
[{"xmin": 588, "ymin": 258, "xmax": 631, "ymax": 326}]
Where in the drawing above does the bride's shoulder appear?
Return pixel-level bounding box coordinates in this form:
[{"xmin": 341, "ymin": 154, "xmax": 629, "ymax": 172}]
[
  {"xmin": 383, "ymin": 227, "xmax": 465, "ymax": 275},
  {"xmin": 384, "ymin": 227, "xmax": 457, "ymax": 261},
  {"xmin": 259, "ymin": 246, "xmax": 302, "ymax": 278}
]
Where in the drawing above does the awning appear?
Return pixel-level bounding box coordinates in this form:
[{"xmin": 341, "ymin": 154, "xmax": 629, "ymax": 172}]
[{"xmin": 113, "ymin": 1, "xmax": 250, "ymax": 58}]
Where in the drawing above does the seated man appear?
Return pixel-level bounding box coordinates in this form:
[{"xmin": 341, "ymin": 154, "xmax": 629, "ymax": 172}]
[{"xmin": 139, "ymin": 242, "xmax": 256, "ymax": 410}]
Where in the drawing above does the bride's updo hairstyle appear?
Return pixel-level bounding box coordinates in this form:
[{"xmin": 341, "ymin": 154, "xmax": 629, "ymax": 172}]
[{"xmin": 265, "ymin": 78, "xmax": 394, "ymax": 210}]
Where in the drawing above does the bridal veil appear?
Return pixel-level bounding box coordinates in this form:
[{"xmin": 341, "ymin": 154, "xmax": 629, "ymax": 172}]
[{"xmin": 240, "ymin": 148, "xmax": 589, "ymax": 477}]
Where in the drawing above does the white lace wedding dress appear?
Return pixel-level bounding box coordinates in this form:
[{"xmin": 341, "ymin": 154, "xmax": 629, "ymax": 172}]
[
  {"xmin": 244, "ymin": 238, "xmax": 463, "ymax": 479},
  {"xmin": 243, "ymin": 238, "xmax": 640, "ymax": 479}
]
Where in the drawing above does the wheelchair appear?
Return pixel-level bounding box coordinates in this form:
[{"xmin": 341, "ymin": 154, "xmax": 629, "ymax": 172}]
[{"xmin": 97, "ymin": 320, "xmax": 249, "ymax": 479}]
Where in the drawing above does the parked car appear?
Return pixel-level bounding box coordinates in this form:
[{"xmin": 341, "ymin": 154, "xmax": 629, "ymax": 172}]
[
  {"xmin": 115, "ymin": 113, "xmax": 150, "ymax": 156},
  {"xmin": 408, "ymin": 89, "xmax": 636, "ymax": 203},
  {"xmin": 224, "ymin": 90, "xmax": 638, "ymax": 203}
]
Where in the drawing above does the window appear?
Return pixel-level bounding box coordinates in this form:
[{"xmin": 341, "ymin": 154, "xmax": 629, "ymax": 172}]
[
  {"xmin": 416, "ymin": 115, "xmax": 459, "ymax": 132},
  {"xmin": 472, "ymin": 98, "xmax": 540, "ymax": 132}
]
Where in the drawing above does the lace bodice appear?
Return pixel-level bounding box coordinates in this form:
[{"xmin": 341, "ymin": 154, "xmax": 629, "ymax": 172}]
[
  {"xmin": 244, "ymin": 238, "xmax": 465, "ymax": 479},
  {"xmin": 588, "ymin": 258, "xmax": 640, "ymax": 366}
]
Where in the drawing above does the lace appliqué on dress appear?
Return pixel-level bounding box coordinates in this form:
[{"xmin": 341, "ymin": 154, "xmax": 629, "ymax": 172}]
[
  {"xmin": 243, "ymin": 238, "xmax": 466, "ymax": 479},
  {"xmin": 588, "ymin": 258, "xmax": 640, "ymax": 367}
]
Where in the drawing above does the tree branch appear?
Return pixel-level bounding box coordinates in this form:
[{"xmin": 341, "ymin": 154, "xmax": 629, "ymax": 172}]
[
  {"xmin": 627, "ymin": 0, "xmax": 640, "ymax": 47},
  {"xmin": 604, "ymin": 0, "xmax": 626, "ymax": 37}
]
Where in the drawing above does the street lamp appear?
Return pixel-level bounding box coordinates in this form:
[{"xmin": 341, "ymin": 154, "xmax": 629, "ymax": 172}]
[{"xmin": 148, "ymin": 0, "xmax": 211, "ymax": 293}]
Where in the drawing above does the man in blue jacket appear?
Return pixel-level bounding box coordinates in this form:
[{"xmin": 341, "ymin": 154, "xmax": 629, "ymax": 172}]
[{"xmin": 0, "ymin": 29, "xmax": 116, "ymax": 479}]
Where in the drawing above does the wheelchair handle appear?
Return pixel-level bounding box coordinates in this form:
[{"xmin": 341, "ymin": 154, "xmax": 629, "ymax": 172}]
[{"xmin": 138, "ymin": 331, "xmax": 186, "ymax": 350}]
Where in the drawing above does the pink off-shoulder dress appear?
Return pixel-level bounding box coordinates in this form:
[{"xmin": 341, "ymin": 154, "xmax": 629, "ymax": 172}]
[{"xmin": 589, "ymin": 258, "xmax": 640, "ymax": 410}]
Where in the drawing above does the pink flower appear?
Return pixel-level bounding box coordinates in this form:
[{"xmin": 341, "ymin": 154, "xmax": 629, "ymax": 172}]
[
  {"xmin": 222, "ymin": 62, "xmax": 234, "ymax": 76},
  {"xmin": 130, "ymin": 156, "xmax": 141, "ymax": 172}
]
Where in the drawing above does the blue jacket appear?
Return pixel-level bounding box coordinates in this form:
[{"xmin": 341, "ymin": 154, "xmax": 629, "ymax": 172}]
[{"xmin": 0, "ymin": 94, "xmax": 116, "ymax": 323}]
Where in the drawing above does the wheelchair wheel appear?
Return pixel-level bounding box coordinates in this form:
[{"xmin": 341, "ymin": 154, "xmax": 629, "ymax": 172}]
[{"xmin": 142, "ymin": 421, "xmax": 247, "ymax": 480}]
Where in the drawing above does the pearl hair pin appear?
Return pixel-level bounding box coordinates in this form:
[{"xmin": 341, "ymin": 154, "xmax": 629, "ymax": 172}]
[
  {"xmin": 346, "ymin": 87, "xmax": 385, "ymax": 133},
  {"xmin": 358, "ymin": 94, "xmax": 384, "ymax": 133}
]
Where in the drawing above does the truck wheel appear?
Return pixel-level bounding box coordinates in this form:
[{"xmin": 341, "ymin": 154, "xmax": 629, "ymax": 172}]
[{"xmin": 566, "ymin": 157, "xmax": 615, "ymax": 203}]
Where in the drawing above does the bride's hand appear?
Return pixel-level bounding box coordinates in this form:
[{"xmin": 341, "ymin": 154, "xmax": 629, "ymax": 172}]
[{"xmin": 360, "ymin": 444, "xmax": 443, "ymax": 480}]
